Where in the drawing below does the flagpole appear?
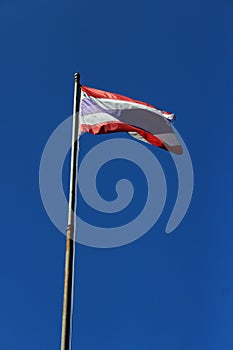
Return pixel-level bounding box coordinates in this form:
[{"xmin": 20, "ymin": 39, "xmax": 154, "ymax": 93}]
[{"xmin": 60, "ymin": 72, "xmax": 81, "ymax": 350}]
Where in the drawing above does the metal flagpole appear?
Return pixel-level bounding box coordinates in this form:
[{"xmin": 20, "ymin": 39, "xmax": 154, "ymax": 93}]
[{"xmin": 60, "ymin": 72, "xmax": 81, "ymax": 350}]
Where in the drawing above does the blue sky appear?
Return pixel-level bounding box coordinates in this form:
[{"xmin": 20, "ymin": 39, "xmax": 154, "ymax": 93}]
[{"xmin": 0, "ymin": 0, "xmax": 233, "ymax": 349}]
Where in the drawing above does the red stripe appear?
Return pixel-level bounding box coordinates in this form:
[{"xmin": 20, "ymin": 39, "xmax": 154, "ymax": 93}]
[
  {"xmin": 82, "ymin": 86, "xmax": 158, "ymax": 110},
  {"xmin": 80, "ymin": 121, "xmax": 182, "ymax": 154}
]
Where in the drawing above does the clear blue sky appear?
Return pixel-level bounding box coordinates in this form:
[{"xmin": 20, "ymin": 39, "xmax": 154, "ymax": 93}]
[{"xmin": 0, "ymin": 0, "xmax": 233, "ymax": 349}]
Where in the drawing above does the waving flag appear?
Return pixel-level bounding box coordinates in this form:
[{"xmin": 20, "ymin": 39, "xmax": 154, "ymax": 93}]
[{"xmin": 80, "ymin": 86, "xmax": 182, "ymax": 154}]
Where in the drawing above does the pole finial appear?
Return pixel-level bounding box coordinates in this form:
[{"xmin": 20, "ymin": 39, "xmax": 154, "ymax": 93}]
[{"xmin": 74, "ymin": 72, "xmax": 80, "ymax": 82}]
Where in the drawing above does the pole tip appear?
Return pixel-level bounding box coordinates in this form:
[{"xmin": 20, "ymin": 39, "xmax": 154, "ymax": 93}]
[{"xmin": 74, "ymin": 72, "xmax": 80, "ymax": 81}]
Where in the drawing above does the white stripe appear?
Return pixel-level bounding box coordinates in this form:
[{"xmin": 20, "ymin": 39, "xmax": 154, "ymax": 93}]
[
  {"xmin": 128, "ymin": 132, "xmax": 150, "ymax": 144},
  {"xmin": 80, "ymin": 112, "xmax": 118, "ymax": 125},
  {"xmin": 82, "ymin": 92, "xmax": 174, "ymax": 121}
]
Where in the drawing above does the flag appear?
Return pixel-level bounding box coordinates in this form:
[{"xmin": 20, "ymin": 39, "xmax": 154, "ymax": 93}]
[{"xmin": 80, "ymin": 86, "xmax": 182, "ymax": 154}]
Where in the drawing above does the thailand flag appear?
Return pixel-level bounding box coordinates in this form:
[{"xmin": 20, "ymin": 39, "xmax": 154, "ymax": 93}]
[{"xmin": 80, "ymin": 86, "xmax": 182, "ymax": 154}]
